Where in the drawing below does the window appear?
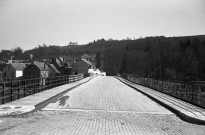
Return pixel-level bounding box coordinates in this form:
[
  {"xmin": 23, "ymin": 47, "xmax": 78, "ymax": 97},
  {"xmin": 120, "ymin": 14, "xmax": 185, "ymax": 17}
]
[
  {"xmin": 4, "ymin": 72, "xmax": 6, "ymax": 77},
  {"xmin": 8, "ymin": 67, "xmax": 10, "ymax": 70}
]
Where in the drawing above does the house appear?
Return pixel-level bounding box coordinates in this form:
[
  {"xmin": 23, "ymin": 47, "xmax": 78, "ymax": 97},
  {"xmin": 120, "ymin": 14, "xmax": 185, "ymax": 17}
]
[
  {"xmin": 88, "ymin": 68, "xmax": 102, "ymax": 76},
  {"xmin": 50, "ymin": 57, "xmax": 72, "ymax": 75},
  {"xmin": 49, "ymin": 64, "xmax": 60, "ymax": 76},
  {"xmin": 60, "ymin": 62, "xmax": 72, "ymax": 75},
  {"xmin": 81, "ymin": 54, "xmax": 93, "ymax": 61},
  {"xmin": 2, "ymin": 63, "xmax": 28, "ymax": 81},
  {"xmin": 71, "ymin": 59, "xmax": 93, "ymax": 75},
  {"xmin": 0, "ymin": 64, "xmax": 7, "ymax": 81},
  {"xmin": 23, "ymin": 62, "xmax": 58, "ymax": 80},
  {"xmin": 101, "ymin": 72, "xmax": 106, "ymax": 76},
  {"xmin": 81, "ymin": 54, "xmax": 96, "ymax": 68},
  {"xmin": 50, "ymin": 57, "xmax": 64, "ymax": 71}
]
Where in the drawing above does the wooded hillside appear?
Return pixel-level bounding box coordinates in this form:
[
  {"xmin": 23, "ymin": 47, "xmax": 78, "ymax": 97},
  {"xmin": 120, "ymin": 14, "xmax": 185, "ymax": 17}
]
[{"xmin": 1, "ymin": 35, "xmax": 205, "ymax": 82}]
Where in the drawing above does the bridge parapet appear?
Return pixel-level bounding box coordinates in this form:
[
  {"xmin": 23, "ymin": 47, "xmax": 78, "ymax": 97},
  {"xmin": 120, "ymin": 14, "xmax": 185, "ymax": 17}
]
[
  {"xmin": 0, "ymin": 74, "xmax": 85, "ymax": 105},
  {"xmin": 123, "ymin": 74, "xmax": 205, "ymax": 108}
]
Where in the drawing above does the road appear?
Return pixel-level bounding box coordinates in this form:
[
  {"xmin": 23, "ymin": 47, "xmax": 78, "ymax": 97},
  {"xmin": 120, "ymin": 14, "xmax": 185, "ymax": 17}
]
[{"xmin": 0, "ymin": 76, "xmax": 205, "ymax": 135}]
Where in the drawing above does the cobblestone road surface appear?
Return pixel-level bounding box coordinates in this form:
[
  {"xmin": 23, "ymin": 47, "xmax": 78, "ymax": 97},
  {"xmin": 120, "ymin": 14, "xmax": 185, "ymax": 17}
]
[{"xmin": 0, "ymin": 76, "xmax": 205, "ymax": 135}]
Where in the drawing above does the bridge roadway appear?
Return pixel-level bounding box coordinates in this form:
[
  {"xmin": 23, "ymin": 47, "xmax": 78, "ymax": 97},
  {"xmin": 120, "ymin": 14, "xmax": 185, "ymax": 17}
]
[{"xmin": 0, "ymin": 76, "xmax": 205, "ymax": 134}]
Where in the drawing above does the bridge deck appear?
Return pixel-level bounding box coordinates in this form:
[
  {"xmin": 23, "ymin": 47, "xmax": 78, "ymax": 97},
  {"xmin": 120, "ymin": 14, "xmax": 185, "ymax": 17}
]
[
  {"xmin": 0, "ymin": 76, "xmax": 205, "ymax": 135},
  {"xmin": 44, "ymin": 76, "xmax": 171, "ymax": 114}
]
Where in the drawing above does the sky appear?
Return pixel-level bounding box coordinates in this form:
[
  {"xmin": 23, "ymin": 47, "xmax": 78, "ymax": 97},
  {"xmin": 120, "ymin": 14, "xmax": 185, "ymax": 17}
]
[{"xmin": 0, "ymin": 0, "xmax": 205, "ymax": 50}]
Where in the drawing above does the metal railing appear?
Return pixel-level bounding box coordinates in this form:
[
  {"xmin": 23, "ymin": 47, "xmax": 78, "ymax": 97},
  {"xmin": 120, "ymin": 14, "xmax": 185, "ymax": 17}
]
[
  {"xmin": 0, "ymin": 74, "xmax": 84, "ymax": 105},
  {"xmin": 122, "ymin": 74, "xmax": 205, "ymax": 108}
]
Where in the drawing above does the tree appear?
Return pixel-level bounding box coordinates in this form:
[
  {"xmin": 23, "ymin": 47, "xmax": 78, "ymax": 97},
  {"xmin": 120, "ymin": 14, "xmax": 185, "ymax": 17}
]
[
  {"xmin": 96, "ymin": 51, "xmax": 101, "ymax": 69},
  {"xmin": 68, "ymin": 42, "xmax": 78, "ymax": 45},
  {"xmin": 0, "ymin": 49, "xmax": 12, "ymax": 60},
  {"xmin": 12, "ymin": 47, "xmax": 23, "ymax": 59},
  {"xmin": 120, "ymin": 53, "xmax": 127, "ymax": 73}
]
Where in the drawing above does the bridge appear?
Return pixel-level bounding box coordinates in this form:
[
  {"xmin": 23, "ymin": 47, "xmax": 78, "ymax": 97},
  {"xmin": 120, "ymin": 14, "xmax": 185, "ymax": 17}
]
[{"xmin": 0, "ymin": 76, "xmax": 205, "ymax": 134}]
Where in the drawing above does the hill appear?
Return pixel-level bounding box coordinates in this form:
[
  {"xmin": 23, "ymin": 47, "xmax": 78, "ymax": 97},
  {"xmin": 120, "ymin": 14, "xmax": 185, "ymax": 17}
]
[{"xmin": 1, "ymin": 35, "xmax": 205, "ymax": 81}]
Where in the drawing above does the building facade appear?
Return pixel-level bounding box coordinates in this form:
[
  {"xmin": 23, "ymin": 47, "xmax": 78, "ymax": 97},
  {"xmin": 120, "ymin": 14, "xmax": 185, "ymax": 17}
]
[
  {"xmin": 2, "ymin": 63, "xmax": 28, "ymax": 81},
  {"xmin": 71, "ymin": 59, "xmax": 93, "ymax": 75}
]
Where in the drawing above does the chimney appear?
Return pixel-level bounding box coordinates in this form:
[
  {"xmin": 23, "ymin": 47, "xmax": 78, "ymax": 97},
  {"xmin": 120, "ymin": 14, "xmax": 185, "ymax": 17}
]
[
  {"xmin": 30, "ymin": 54, "xmax": 35, "ymax": 64},
  {"xmin": 10, "ymin": 55, "xmax": 14, "ymax": 61},
  {"xmin": 30, "ymin": 54, "xmax": 34, "ymax": 60}
]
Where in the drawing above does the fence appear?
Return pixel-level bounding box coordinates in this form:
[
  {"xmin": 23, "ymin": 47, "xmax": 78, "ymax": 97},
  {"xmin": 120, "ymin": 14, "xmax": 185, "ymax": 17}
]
[
  {"xmin": 122, "ymin": 74, "xmax": 205, "ymax": 108},
  {"xmin": 0, "ymin": 74, "xmax": 84, "ymax": 105}
]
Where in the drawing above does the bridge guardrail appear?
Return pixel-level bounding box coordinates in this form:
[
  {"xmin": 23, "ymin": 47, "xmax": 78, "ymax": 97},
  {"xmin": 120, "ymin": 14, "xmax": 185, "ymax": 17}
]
[
  {"xmin": 122, "ymin": 74, "xmax": 205, "ymax": 108},
  {"xmin": 0, "ymin": 74, "xmax": 84, "ymax": 105}
]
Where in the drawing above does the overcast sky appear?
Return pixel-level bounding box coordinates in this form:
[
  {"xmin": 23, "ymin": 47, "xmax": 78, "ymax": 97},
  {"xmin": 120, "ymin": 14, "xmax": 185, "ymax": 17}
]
[{"xmin": 0, "ymin": 0, "xmax": 205, "ymax": 50}]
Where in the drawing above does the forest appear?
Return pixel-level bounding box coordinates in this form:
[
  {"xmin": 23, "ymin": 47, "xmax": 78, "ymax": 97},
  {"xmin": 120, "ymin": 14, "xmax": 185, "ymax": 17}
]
[{"xmin": 1, "ymin": 35, "xmax": 205, "ymax": 82}]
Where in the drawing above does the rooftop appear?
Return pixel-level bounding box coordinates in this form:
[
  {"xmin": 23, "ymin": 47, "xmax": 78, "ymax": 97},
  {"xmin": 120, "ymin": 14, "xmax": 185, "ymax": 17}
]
[{"xmin": 11, "ymin": 63, "xmax": 28, "ymax": 70}]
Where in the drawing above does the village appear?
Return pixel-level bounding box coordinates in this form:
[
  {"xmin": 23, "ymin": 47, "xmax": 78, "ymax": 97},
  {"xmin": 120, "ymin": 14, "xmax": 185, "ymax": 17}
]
[
  {"xmin": 0, "ymin": 0, "xmax": 205, "ymax": 134},
  {"xmin": 0, "ymin": 54, "xmax": 106, "ymax": 83}
]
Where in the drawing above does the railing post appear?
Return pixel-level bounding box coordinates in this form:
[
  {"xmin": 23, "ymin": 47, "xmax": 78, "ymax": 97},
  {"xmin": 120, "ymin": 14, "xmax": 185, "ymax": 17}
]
[
  {"xmin": 58, "ymin": 76, "xmax": 60, "ymax": 86},
  {"xmin": 63, "ymin": 76, "xmax": 65, "ymax": 84},
  {"xmin": 31, "ymin": 79, "xmax": 33, "ymax": 94},
  {"xmin": 60, "ymin": 76, "xmax": 62, "ymax": 85},
  {"xmin": 180, "ymin": 84, "xmax": 182, "ymax": 98},
  {"xmin": 55, "ymin": 76, "xmax": 57, "ymax": 87},
  {"xmin": 62, "ymin": 76, "xmax": 63, "ymax": 84},
  {"xmin": 52, "ymin": 77, "xmax": 54, "ymax": 87},
  {"xmin": 64, "ymin": 76, "xmax": 65, "ymax": 84},
  {"xmin": 10, "ymin": 81, "xmax": 13, "ymax": 101},
  {"xmin": 57, "ymin": 76, "xmax": 60, "ymax": 86},
  {"xmin": 157, "ymin": 80, "xmax": 160, "ymax": 91},
  {"xmin": 2, "ymin": 82, "xmax": 5, "ymax": 104},
  {"xmin": 37, "ymin": 78, "xmax": 40, "ymax": 92},
  {"xmin": 41, "ymin": 78, "xmax": 44, "ymax": 91},
  {"xmin": 24, "ymin": 80, "xmax": 26, "ymax": 97},
  {"xmin": 198, "ymin": 86, "xmax": 201, "ymax": 105},
  {"xmin": 18, "ymin": 81, "xmax": 20, "ymax": 99},
  {"xmin": 46, "ymin": 78, "xmax": 48, "ymax": 89},
  {"xmin": 176, "ymin": 84, "xmax": 179, "ymax": 97},
  {"xmin": 172, "ymin": 84, "xmax": 175, "ymax": 96},
  {"xmin": 33, "ymin": 79, "xmax": 36, "ymax": 94},
  {"xmin": 185, "ymin": 84, "xmax": 187, "ymax": 99},
  {"xmin": 191, "ymin": 84, "xmax": 194, "ymax": 103}
]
